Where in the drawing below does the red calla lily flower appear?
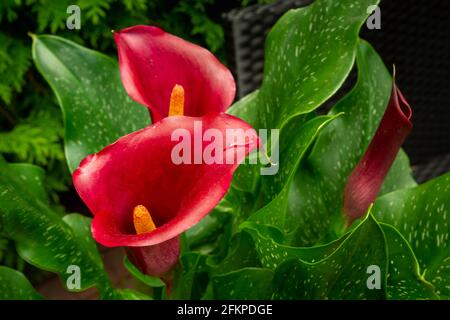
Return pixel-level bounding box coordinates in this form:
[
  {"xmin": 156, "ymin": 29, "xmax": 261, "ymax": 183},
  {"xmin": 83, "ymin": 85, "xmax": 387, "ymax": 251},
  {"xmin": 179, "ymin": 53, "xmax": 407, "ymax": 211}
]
[
  {"xmin": 73, "ymin": 113, "xmax": 259, "ymax": 276},
  {"xmin": 74, "ymin": 113, "xmax": 258, "ymax": 247},
  {"xmin": 343, "ymin": 77, "xmax": 413, "ymax": 224},
  {"xmin": 74, "ymin": 113, "xmax": 259, "ymax": 276},
  {"xmin": 73, "ymin": 26, "xmax": 259, "ymax": 278},
  {"xmin": 114, "ymin": 25, "xmax": 236, "ymax": 122}
]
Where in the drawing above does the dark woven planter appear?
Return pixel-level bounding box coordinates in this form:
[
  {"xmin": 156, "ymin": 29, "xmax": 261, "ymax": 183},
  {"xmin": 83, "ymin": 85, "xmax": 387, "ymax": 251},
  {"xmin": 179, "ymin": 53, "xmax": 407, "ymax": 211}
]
[{"xmin": 223, "ymin": 0, "xmax": 450, "ymax": 181}]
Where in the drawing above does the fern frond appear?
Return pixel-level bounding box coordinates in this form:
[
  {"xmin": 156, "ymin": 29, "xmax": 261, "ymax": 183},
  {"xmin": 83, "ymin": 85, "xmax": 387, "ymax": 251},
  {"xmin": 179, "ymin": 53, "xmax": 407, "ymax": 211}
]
[
  {"xmin": 0, "ymin": 0, "xmax": 22, "ymax": 23},
  {"xmin": 0, "ymin": 32, "xmax": 31, "ymax": 105},
  {"xmin": 0, "ymin": 104, "xmax": 64, "ymax": 165}
]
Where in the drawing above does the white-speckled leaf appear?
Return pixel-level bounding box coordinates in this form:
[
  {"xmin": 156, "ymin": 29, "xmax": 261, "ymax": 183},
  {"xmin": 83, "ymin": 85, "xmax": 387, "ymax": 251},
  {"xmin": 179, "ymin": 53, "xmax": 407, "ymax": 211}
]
[
  {"xmin": 0, "ymin": 266, "xmax": 42, "ymax": 300},
  {"xmin": 242, "ymin": 222, "xmax": 350, "ymax": 269},
  {"xmin": 210, "ymin": 231, "xmax": 261, "ymax": 276},
  {"xmin": 248, "ymin": 115, "xmax": 339, "ymax": 228},
  {"xmin": 7, "ymin": 164, "xmax": 47, "ymax": 202},
  {"xmin": 32, "ymin": 35, "xmax": 150, "ymax": 172},
  {"xmin": 380, "ymin": 223, "xmax": 437, "ymax": 299},
  {"xmin": 272, "ymin": 214, "xmax": 387, "ymax": 299},
  {"xmin": 0, "ymin": 158, "xmax": 114, "ymax": 297},
  {"xmin": 373, "ymin": 172, "xmax": 450, "ymax": 298},
  {"xmin": 228, "ymin": 90, "xmax": 260, "ymax": 140},
  {"xmin": 242, "ymin": 217, "xmax": 436, "ymax": 299},
  {"xmin": 288, "ymin": 40, "xmax": 416, "ymax": 247},
  {"xmin": 228, "ymin": 0, "xmax": 379, "ymax": 131},
  {"xmin": 228, "ymin": 91, "xmax": 263, "ymax": 193},
  {"xmin": 211, "ymin": 268, "xmax": 274, "ymax": 300},
  {"xmin": 227, "ymin": 0, "xmax": 379, "ymax": 195}
]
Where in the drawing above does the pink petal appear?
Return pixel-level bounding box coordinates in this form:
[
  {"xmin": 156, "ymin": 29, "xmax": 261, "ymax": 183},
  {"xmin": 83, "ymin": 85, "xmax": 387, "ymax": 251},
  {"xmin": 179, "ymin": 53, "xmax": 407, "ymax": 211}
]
[{"xmin": 115, "ymin": 25, "xmax": 236, "ymax": 122}]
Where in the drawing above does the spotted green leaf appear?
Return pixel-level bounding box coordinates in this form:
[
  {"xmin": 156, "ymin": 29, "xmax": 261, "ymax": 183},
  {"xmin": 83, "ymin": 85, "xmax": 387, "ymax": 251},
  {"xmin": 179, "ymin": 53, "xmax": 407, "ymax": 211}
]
[
  {"xmin": 6, "ymin": 163, "xmax": 47, "ymax": 202},
  {"xmin": 32, "ymin": 35, "xmax": 150, "ymax": 172},
  {"xmin": 248, "ymin": 115, "xmax": 339, "ymax": 229},
  {"xmin": 228, "ymin": 91, "xmax": 262, "ymax": 193},
  {"xmin": 228, "ymin": 0, "xmax": 380, "ymax": 195},
  {"xmin": 373, "ymin": 172, "xmax": 450, "ymax": 298},
  {"xmin": 211, "ymin": 268, "xmax": 274, "ymax": 300},
  {"xmin": 288, "ymin": 40, "xmax": 416, "ymax": 247},
  {"xmin": 380, "ymin": 223, "xmax": 437, "ymax": 299},
  {"xmin": 242, "ymin": 222, "xmax": 350, "ymax": 269},
  {"xmin": 228, "ymin": 0, "xmax": 378, "ymax": 191},
  {"xmin": 0, "ymin": 158, "xmax": 114, "ymax": 297},
  {"xmin": 229, "ymin": 0, "xmax": 379, "ymax": 130},
  {"xmin": 243, "ymin": 215, "xmax": 437, "ymax": 299},
  {"xmin": 228, "ymin": 0, "xmax": 378, "ymax": 195},
  {"xmin": 0, "ymin": 266, "xmax": 43, "ymax": 300},
  {"xmin": 209, "ymin": 231, "xmax": 261, "ymax": 276},
  {"xmin": 272, "ymin": 214, "xmax": 387, "ymax": 299}
]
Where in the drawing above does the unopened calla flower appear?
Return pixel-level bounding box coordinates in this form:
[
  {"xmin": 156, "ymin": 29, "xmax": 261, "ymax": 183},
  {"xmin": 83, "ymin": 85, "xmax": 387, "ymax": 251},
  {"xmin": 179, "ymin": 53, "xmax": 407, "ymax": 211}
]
[
  {"xmin": 73, "ymin": 26, "xmax": 259, "ymax": 278},
  {"xmin": 343, "ymin": 76, "xmax": 413, "ymax": 224},
  {"xmin": 114, "ymin": 25, "xmax": 236, "ymax": 122}
]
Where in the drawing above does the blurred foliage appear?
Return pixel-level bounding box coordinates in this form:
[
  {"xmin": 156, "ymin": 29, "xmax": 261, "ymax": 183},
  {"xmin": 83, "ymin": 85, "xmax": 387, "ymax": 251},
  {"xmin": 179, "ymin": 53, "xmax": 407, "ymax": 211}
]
[{"xmin": 0, "ymin": 0, "xmax": 273, "ymax": 283}]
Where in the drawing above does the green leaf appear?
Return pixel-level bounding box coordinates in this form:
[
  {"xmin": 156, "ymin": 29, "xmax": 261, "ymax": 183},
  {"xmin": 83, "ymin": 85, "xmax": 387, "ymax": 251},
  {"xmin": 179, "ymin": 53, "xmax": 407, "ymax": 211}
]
[
  {"xmin": 0, "ymin": 158, "xmax": 114, "ymax": 297},
  {"xmin": 373, "ymin": 172, "xmax": 450, "ymax": 298},
  {"xmin": 380, "ymin": 223, "xmax": 437, "ymax": 299},
  {"xmin": 0, "ymin": 266, "xmax": 43, "ymax": 300},
  {"xmin": 249, "ymin": 115, "xmax": 339, "ymax": 229},
  {"xmin": 171, "ymin": 252, "xmax": 209, "ymax": 300},
  {"xmin": 210, "ymin": 232, "xmax": 261, "ymax": 275},
  {"xmin": 272, "ymin": 214, "xmax": 387, "ymax": 299},
  {"xmin": 123, "ymin": 256, "xmax": 165, "ymax": 288},
  {"xmin": 32, "ymin": 35, "xmax": 150, "ymax": 172},
  {"xmin": 228, "ymin": 1, "xmax": 390, "ymax": 213},
  {"xmin": 6, "ymin": 163, "xmax": 47, "ymax": 202},
  {"xmin": 288, "ymin": 40, "xmax": 416, "ymax": 247},
  {"xmin": 228, "ymin": 91, "xmax": 262, "ymax": 193},
  {"xmin": 243, "ymin": 215, "xmax": 437, "ymax": 299},
  {"xmin": 211, "ymin": 268, "xmax": 274, "ymax": 300},
  {"xmin": 229, "ymin": 0, "xmax": 379, "ymax": 130},
  {"xmin": 115, "ymin": 289, "xmax": 153, "ymax": 300},
  {"xmin": 185, "ymin": 200, "xmax": 232, "ymax": 252},
  {"xmin": 242, "ymin": 222, "xmax": 350, "ymax": 269},
  {"xmin": 228, "ymin": 90, "xmax": 260, "ymax": 133}
]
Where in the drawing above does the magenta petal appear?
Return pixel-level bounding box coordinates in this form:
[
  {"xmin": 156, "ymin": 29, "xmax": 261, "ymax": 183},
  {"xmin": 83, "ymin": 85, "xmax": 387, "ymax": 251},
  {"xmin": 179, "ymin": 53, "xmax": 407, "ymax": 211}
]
[
  {"xmin": 126, "ymin": 236, "xmax": 180, "ymax": 277},
  {"xmin": 343, "ymin": 79, "xmax": 413, "ymax": 224},
  {"xmin": 114, "ymin": 25, "xmax": 236, "ymax": 121},
  {"xmin": 73, "ymin": 113, "xmax": 259, "ymax": 247}
]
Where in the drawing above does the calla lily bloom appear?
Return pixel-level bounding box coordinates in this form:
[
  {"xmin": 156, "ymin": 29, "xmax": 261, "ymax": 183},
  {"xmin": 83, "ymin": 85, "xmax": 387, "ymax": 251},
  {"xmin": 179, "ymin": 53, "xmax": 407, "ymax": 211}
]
[
  {"xmin": 343, "ymin": 77, "xmax": 413, "ymax": 224},
  {"xmin": 73, "ymin": 111, "xmax": 259, "ymax": 276},
  {"xmin": 114, "ymin": 25, "xmax": 236, "ymax": 122},
  {"xmin": 73, "ymin": 26, "xmax": 259, "ymax": 278}
]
